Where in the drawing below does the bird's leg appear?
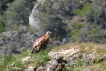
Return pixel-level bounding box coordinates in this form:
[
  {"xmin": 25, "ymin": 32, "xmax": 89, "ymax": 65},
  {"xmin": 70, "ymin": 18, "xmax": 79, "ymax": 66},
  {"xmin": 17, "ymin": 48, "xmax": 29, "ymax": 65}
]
[
  {"xmin": 36, "ymin": 46, "xmax": 40, "ymax": 51},
  {"xmin": 31, "ymin": 47, "xmax": 37, "ymax": 54}
]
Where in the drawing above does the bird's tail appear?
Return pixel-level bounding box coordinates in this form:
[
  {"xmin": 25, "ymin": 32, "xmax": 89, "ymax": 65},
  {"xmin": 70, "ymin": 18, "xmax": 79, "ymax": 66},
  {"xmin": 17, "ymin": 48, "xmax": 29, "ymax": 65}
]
[{"xmin": 31, "ymin": 47, "xmax": 37, "ymax": 54}]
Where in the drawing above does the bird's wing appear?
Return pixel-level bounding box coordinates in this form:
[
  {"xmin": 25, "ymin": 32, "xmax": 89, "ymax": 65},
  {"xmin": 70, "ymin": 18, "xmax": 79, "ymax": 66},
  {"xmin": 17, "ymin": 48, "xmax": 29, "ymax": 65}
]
[{"xmin": 33, "ymin": 35, "xmax": 46, "ymax": 48}]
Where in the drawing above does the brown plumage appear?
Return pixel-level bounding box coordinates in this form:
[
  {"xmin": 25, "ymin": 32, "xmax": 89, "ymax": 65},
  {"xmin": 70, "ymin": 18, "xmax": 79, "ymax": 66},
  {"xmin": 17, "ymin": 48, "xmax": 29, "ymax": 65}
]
[{"xmin": 31, "ymin": 31, "xmax": 51, "ymax": 54}]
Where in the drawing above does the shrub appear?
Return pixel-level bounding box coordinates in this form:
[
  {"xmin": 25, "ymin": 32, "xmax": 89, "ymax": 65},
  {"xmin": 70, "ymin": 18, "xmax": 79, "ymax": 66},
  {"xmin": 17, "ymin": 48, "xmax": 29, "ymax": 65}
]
[
  {"xmin": 0, "ymin": 23, "xmax": 5, "ymax": 33},
  {"xmin": 34, "ymin": 49, "xmax": 51, "ymax": 65}
]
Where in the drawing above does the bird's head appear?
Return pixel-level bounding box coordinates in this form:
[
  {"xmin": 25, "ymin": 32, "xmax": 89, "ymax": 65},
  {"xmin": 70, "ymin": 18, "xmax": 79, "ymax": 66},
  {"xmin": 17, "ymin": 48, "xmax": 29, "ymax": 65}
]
[{"xmin": 46, "ymin": 31, "xmax": 51, "ymax": 35}]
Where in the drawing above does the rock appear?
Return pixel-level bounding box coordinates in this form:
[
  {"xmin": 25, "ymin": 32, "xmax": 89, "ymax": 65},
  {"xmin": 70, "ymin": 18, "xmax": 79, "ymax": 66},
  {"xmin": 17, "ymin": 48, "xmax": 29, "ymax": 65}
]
[
  {"xmin": 46, "ymin": 59, "xmax": 57, "ymax": 71},
  {"xmin": 11, "ymin": 49, "xmax": 21, "ymax": 54},
  {"xmin": 84, "ymin": 52, "xmax": 100, "ymax": 64},
  {"xmin": 88, "ymin": 0, "xmax": 94, "ymax": 3},
  {"xmin": 55, "ymin": 63, "xmax": 65, "ymax": 71},
  {"xmin": 22, "ymin": 47, "xmax": 105, "ymax": 71},
  {"xmin": 21, "ymin": 56, "xmax": 31, "ymax": 63},
  {"xmin": 1, "ymin": 31, "xmax": 19, "ymax": 38},
  {"xmin": 50, "ymin": 41, "xmax": 61, "ymax": 46},
  {"xmin": 12, "ymin": 67, "xmax": 22, "ymax": 71},
  {"xmin": 48, "ymin": 48, "xmax": 81, "ymax": 59},
  {"xmin": 36, "ymin": 67, "xmax": 46, "ymax": 71},
  {"xmin": 29, "ymin": 0, "xmax": 46, "ymax": 32},
  {"xmin": 55, "ymin": 57, "xmax": 67, "ymax": 71},
  {"xmin": 46, "ymin": 48, "xmax": 81, "ymax": 71},
  {"xmin": 103, "ymin": 54, "xmax": 106, "ymax": 62},
  {"xmin": 45, "ymin": 57, "xmax": 67, "ymax": 71},
  {"xmin": 0, "ymin": 30, "xmax": 37, "ymax": 56},
  {"xmin": 62, "ymin": 38, "xmax": 69, "ymax": 44},
  {"xmin": 23, "ymin": 66, "xmax": 34, "ymax": 71},
  {"xmin": 52, "ymin": 2, "xmax": 60, "ymax": 10}
]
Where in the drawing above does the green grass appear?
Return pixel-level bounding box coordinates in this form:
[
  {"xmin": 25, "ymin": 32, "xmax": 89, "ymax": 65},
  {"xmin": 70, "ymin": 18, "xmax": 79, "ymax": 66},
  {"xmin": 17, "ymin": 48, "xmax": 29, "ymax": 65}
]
[
  {"xmin": 64, "ymin": 59, "xmax": 85, "ymax": 71},
  {"xmin": 32, "ymin": 49, "xmax": 51, "ymax": 66},
  {"xmin": 0, "ymin": 23, "xmax": 5, "ymax": 33},
  {"xmin": 52, "ymin": 42, "xmax": 106, "ymax": 71},
  {"xmin": 72, "ymin": 3, "xmax": 92, "ymax": 16},
  {"xmin": 0, "ymin": 42, "xmax": 106, "ymax": 71},
  {"xmin": 82, "ymin": 62, "xmax": 106, "ymax": 71},
  {"xmin": 0, "ymin": 49, "xmax": 51, "ymax": 71},
  {"xmin": 0, "ymin": 54, "xmax": 28, "ymax": 71}
]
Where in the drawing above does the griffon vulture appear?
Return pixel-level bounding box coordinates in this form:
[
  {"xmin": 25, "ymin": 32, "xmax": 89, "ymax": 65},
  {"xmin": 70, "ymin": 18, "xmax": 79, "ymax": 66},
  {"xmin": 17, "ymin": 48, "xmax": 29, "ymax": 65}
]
[{"xmin": 31, "ymin": 31, "xmax": 51, "ymax": 54}]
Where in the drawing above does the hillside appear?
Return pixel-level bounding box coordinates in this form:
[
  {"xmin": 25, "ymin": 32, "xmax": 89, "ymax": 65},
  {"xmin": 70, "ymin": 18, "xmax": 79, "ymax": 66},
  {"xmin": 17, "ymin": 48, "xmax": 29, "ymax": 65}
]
[
  {"xmin": 0, "ymin": 0, "xmax": 106, "ymax": 71},
  {"xmin": 0, "ymin": 0, "xmax": 106, "ymax": 56},
  {"xmin": 0, "ymin": 42, "xmax": 106, "ymax": 71}
]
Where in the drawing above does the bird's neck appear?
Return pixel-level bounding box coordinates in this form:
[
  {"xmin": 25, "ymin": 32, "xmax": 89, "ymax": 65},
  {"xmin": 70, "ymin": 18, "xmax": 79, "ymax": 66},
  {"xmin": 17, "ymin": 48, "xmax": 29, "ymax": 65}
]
[{"xmin": 45, "ymin": 34, "xmax": 49, "ymax": 37}]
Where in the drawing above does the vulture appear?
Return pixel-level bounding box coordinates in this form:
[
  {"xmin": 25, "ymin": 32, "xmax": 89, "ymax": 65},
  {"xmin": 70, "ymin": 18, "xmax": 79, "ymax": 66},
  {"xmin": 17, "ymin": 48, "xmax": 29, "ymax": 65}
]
[{"xmin": 31, "ymin": 31, "xmax": 51, "ymax": 54}]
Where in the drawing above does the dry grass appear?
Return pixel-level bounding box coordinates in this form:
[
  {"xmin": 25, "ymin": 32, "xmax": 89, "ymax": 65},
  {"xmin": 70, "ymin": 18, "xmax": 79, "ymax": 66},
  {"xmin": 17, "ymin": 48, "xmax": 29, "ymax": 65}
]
[
  {"xmin": 52, "ymin": 42, "xmax": 106, "ymax": 55},
  {"xmin": 83, "ymin": 62, "xmax": 106, "ymax": 71},
  {"xmin": 52, "ymin": 42, "xmax": 106, "ymax": 71},
  {"xmin": 1, "ymin": 42, "xmax": 106, "ymax": 71}
]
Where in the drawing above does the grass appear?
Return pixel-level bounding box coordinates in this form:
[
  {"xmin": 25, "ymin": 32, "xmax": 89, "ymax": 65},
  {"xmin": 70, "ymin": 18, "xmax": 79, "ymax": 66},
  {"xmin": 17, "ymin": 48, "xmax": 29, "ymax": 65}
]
[
  {"xmin": 82, "ymin": 62, "xmax": 106, "ymax": 71},
  {"xmin": 0, "ymin": 42, "xmax": 106, "ymax": 71},
  {"xmin": 51, "ymin": 42, "xmax": 106, "ymax": 71},
  {"xmin": 0, "ymin": 49, "xmax": 51, "ymax": 71},
  {"xmin": 66, "ymin": 62, "xmax": 106, "ymax": 71},
  {"xmin": 0, "ymin": 53, "xmax": 29, "ymax": 71},
  {"xmin": 0, "ymin": 23, "xmax": 5, "ymax": 33},
  {"xmin": 72, "ymin": 3, "xmax": 92, "ymax": 16},
  {"xmin": 32, "ymin": 49, "xmax": 51, "ymax": 66},
  {"xmin": 52, "ymin": 42, "xmax": 106, "ymax": 55},
  {"xmin": 64, "ymin": 59, "xmax": 85, "ymax": 71}
]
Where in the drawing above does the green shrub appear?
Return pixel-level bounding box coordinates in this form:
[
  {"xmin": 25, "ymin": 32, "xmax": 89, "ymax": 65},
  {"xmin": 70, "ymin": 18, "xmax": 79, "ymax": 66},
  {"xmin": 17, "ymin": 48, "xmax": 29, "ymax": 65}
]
[
  {"xmin": 0, "ymin": 23, "xmax": 5, "ymax": 33},
  {"xmin": 64, "ymin": 59, "xmax": 85, "ymax": 71},
  {"xmin": 0, "ymin": 54, "xmax": 15, "ymax": 71},
  {"xmin": 72, "ymin": 3, "xmax": 92, "ymax": 16},
  {"xmin": 72, "ymin": 22, "xmax": 83, "ymax": 30},
  {"xmin": 35, "ymin": 49, "xmax": 51, "ymax": 65}
]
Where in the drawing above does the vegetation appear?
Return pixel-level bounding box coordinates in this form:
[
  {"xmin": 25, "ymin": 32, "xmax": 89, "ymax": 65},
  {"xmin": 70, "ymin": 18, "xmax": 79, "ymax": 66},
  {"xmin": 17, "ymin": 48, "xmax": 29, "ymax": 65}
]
[
  {"xmin": 52, "ymin": 42, "xmax": 106, "ymax": 71},
  {"xmin": 0, "ymin": 50, "xmax": 28, "ymax": 71},
  {"xmin": 0, "ymin": 49, "xmax": 51, "ymax": 71},
  {"xmin": 0, "ymin": 42, "xmax": 106, "ymax": 71},
  {"xmin": 0, "ymin": 0, "xmax": 106, "ymax": 71},
  {"xmin": 0, "ymin": 0, "xmax": 106, "ymax": 43},
  {"xmin": 0, "ymin": 0, "xmax": 35, "ymax": 31},
  {"xmin": 0, "ymin": 23, "xmax": 5, "ymax": 33},
  {"xmin": 36, "ymin": 0, "xmax": 106, "ymax": 43},
  {"xmin": 33, "ymin": 49, "xmax": 51, "ymax": 65},
  {"xmin": 0, "ymin": 0, "xmax": 106, "ymax": 70}
]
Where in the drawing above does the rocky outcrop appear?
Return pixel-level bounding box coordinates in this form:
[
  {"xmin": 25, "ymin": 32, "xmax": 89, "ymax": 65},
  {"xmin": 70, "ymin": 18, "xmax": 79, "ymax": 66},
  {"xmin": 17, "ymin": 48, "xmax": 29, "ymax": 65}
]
[
  {"xmin": 0, "ymin": 27, "xmax": 38, "ymax": 56},
  {"xmin": 48, "ymin": 47, "xmax": 81, "ymax": 59},
  {"xmin": 47, "ymin": 47, "xmax": 81, "ymax": 71},
  {"xmin": 21, "ymin": 56, "xmax": 31, "ymax": 63},
  {"xmin": 29, "ymin": 0, "xmax": 46, "ymax": 34},
  {"xmin": 21, "ymin": 47, "xmax": 81, "ymax": 71},
  {"xmin": 23, "ymin": 66, "xmax": 34, "ymax": 71},
  {"xmin": 22, "ymin": 47, "xmax": 104, "ymax": 71}
]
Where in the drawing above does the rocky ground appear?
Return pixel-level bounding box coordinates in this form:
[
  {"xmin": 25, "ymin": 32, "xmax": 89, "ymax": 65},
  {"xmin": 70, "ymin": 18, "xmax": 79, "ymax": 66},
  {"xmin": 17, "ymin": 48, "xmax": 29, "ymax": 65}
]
[
  {"xmin": 0, "ymin": 27, "xmax": 37, "ymax": 56},
  {"xmin": 23, "ymin": 46, "xmax": 106, "ymax": 71},
  {"xmin": 2, "ymin": 43, "xmax": 105, "ymax": 71}
]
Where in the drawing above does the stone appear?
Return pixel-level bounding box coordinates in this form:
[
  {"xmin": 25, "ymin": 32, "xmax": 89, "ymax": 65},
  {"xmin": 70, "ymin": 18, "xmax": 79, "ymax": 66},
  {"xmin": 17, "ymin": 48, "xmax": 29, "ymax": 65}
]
[
  {"xmin": 21, "ymin": 56, "xmax": 31, "ymax": 63},
  {"xmin": 36, "ymin": 67, "xmax": 46, "ymax": 71},
  {"xmin": 48, "ymin": 48, "xmax": 81, "ymax": 59},
  {"xmin": 23, "ymin": 66, "xmax": 34, "ymax": 71},
  {"xmin": 29, "ymin": 0, "xmax": 46, "ymax": 31}
]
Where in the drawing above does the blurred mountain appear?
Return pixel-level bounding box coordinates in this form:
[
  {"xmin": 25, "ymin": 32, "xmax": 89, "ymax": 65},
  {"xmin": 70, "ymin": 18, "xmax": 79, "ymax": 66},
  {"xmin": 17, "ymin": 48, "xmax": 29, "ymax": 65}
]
[{"xmin": 0, "ymin": 0, "xmax": 106, "ymax": 55}]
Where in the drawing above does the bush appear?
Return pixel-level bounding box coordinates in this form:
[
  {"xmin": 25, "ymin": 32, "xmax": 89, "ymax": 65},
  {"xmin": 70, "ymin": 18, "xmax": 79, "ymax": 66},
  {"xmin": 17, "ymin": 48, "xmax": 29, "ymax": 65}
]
[
  {"xmin": 0, "ymin": 23, "xmax": 5, "ymax": 33},
  {"xmin": 34, "ymin": 49, "xmax": 51, "ymax": 65}
]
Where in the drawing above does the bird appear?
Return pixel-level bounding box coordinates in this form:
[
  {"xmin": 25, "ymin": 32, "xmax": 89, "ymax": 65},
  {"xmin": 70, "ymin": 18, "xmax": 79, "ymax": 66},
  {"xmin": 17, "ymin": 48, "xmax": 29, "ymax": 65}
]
[{"xmin": 31, "ymin": 31, "xmax": 51, "ymax": 55}]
